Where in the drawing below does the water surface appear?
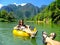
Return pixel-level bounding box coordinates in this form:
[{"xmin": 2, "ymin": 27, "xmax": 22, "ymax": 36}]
[{"xmin": 0, "ymin": 22, "xmax": 60, "ymax": 45}]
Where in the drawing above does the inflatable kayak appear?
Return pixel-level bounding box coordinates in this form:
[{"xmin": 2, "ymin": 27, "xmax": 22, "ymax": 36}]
[{"xmin": 13, "ymin": 28, "xmax": 37, "ymax": 37}]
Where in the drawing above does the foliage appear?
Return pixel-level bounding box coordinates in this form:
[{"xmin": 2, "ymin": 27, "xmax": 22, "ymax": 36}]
[
  {"xmin": 32, "ymin": 0, "xmax": 60, "ymax": 24},
  {"xmin": 1, "ymin": 3, "xmax": 47, "ymax": 20},
  {"xmin": 0, "ymin": 10, "xmax": 15, "ymax": 22}
]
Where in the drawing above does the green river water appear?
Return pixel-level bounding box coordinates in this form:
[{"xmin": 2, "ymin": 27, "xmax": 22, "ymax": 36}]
[{"xmin": 0, "ymin": 22, "xmax": 60, "ymax": 45}]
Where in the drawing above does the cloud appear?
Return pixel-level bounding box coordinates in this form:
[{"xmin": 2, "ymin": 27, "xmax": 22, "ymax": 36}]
[
  {"xmin": 13, "ymin": 3, "xmax": 27, "ymax": 6},
  {"xmin": 20, "ymin": 3, "xmax": 27, "ymax": 6},
  {"xmin": 0, "ymin": 4, "xmax": 3, "ymax": 8},
  {"xmin": 13, "ymin": 3, "xmax": 18, "ymax": 6}
]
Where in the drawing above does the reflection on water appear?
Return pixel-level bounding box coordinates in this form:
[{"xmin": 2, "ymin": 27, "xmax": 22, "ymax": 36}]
[
  {"xmin": 13, "ymin": 36, "xmax": 37, "ymax": 45},
  {"xmin": 0, "ymin": 22, "xmax": 60, "ymax": 45}
]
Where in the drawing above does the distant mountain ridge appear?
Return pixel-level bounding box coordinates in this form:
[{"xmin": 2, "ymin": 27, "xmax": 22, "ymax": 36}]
[{"xmin": 0, "ymin": 3, "xmax": 46, "ymax": 19}]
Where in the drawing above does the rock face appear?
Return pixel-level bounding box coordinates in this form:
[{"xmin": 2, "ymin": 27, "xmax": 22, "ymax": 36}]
[{"xmin": 1, "ymin": 3, "xmax": 40, "ymax": 19}]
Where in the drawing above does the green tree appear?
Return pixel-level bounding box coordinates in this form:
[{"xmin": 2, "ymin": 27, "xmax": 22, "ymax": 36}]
[
  {"xmin": 1, "ymin": 10, "xmax": 8, "ymax": 18},
  {"xmin": 0, "ymin": 10, "xmax": 15, "ymax": 22}
]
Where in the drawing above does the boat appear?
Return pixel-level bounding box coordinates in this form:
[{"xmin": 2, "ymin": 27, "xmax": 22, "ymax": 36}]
[{"xmin": 13, "ymin": 28, "xmax": 37, "ymax": 37}]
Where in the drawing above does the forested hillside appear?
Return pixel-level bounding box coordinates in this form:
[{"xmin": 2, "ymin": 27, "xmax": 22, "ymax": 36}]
[
  {"xmin": 0, "ymin": 3, "xmax": 46, "ymax": 22},
  {"xmin": 0, "ymin": 3, "xmax": 40, "ymax": 19},
  {"xmin": 32, "ymin": 0, "xmax": 60, "ymax": 24}
]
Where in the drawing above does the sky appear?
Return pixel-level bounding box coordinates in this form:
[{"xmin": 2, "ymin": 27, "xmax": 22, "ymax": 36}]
[{"xmin": 0, "ymin": 0, "xmax": 55, "ymax": 8}]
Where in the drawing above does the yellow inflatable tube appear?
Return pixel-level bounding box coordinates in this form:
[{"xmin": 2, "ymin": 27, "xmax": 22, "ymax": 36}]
[{"xmin": 13, "ymin": 28, "xmax": 37, "ymax": 36}]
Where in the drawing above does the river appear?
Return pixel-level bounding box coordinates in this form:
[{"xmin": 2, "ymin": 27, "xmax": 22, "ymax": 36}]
[{"xmin": 0, "ymin": 22, "xmax": 60, "ymax": 45}]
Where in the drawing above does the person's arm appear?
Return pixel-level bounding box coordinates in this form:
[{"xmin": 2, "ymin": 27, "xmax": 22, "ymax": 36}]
[
  {"xmin": 25, "ymin": 25, "xmax": 30, "ymax": 28},
  {"xmin": 14, "ymin": 25, "xmax": 18, "ymax": 30}
]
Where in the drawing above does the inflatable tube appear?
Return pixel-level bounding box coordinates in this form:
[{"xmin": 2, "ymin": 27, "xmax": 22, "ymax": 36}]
[{"xmin": 13, "ymin": 28, "xmax": 37, "ymax": 37}]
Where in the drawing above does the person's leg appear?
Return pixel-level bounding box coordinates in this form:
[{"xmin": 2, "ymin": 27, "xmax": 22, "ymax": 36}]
[
  {"xmin": 42, "ymin": 31, "xmax": 48, "ymax": 44},
  {"xmin": 42, "ymin": 31, "xmax": 60, "ymax": 45},
  {"xmin": 42, "ymin": 33, "xmax": 56, "ymax": 45},
  {"xmin": 46, "ymin": 33, "xmax": 56, "ymax": 45},
  {"xmin": 49, "ymin": 33, "xmax": 56, "ymax": 40},
  {"xmin": 23, "ymin": 28, "xmax": 36, "ymax": 37},
  {"xmin": 47, "ymin": 43, "xmax": 51, "ymax": 45},
  {"xmin": 46, "ymin": 38, "xmax": 60, "ymax": 45}
]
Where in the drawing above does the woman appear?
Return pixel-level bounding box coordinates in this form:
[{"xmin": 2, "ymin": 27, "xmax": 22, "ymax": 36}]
[
  {"xmin": 14, "ymin": 20, "xmax": 37, "ymax": 37},
  {"xmin": 14, "ymin": 19, "xmax": 27, "ymax": 30}
]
